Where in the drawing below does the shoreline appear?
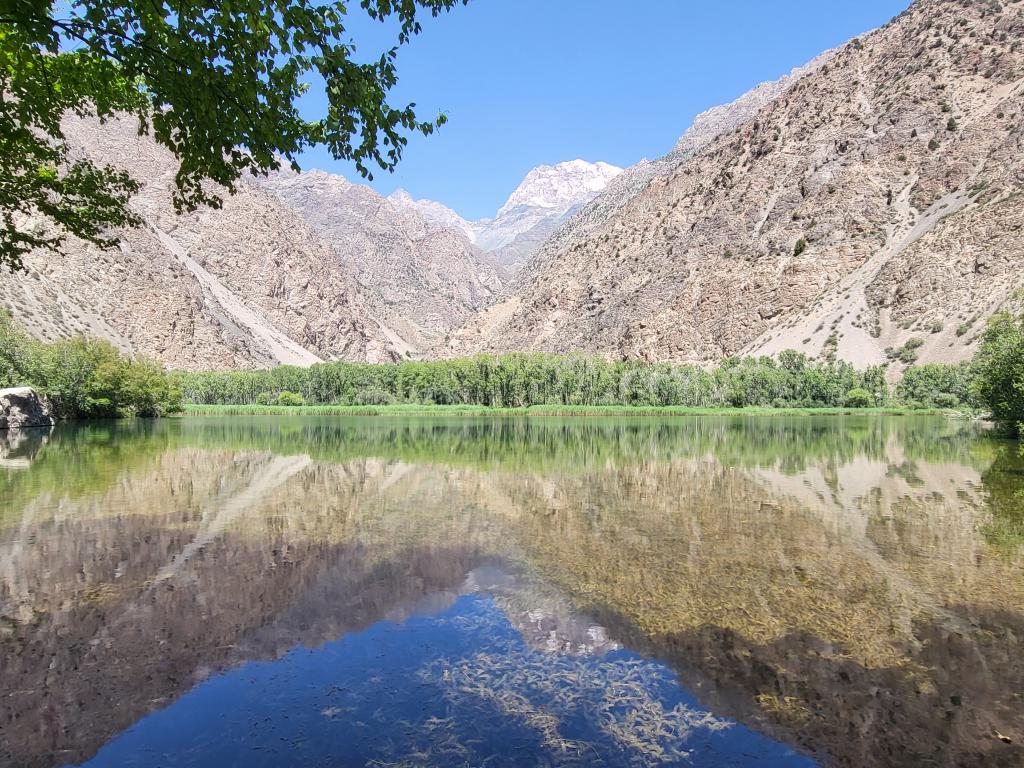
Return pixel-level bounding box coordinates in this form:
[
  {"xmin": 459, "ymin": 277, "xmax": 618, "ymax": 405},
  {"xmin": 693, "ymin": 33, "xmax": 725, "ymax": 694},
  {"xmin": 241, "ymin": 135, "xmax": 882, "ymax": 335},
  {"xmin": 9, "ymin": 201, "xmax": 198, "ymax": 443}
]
[{"xmin": 181, "ymin": 403, "xmax": 957, "ymax": 417}]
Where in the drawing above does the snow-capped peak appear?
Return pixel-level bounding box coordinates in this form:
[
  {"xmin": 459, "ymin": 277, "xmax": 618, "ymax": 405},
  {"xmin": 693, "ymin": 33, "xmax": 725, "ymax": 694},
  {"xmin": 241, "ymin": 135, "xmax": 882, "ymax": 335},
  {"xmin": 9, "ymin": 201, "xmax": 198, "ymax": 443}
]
[{"xmin": 496, "ymin": 160, "xmax": 622, "ymax": 218}]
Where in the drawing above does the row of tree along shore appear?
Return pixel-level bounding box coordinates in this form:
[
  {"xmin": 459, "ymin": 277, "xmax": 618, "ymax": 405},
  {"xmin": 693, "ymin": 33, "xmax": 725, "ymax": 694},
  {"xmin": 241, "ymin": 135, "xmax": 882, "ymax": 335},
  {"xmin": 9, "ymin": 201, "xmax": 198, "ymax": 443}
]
[
  {"xmin": 178, "ymin": 352, "xmax": 956, "ymax": 411},
  {"xmin": 4, "ymin": 310, "xmax": 1024, "ymax": 435}
]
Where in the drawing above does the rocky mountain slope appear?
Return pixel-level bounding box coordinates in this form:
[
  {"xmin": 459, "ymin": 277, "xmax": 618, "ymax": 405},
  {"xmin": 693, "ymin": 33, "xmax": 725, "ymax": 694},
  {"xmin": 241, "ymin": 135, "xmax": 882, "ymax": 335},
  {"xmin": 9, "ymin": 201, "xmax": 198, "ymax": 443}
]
[
  {"xmin": 259, "ymin": 168, "xmax": 504, "ymax": 352},
  {"xmin": 0, "ymin": 124, "xmax": 622, "ymax": 367},
  {"xmin": 444, "ymin": 0, "xmax": 1024, "ymax": 373},
  {"xmin": 0, "ymin": 117, "xmax": 406, "ymax": 369}
]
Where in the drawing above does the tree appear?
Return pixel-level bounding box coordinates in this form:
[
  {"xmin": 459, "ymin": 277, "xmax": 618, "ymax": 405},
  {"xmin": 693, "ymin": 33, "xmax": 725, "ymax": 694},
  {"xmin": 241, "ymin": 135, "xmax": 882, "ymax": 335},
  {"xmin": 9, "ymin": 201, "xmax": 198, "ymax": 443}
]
[
  {"xmin": 972, "ymin": 312, "xmax": 1024, "ymax": 436},
  {"xmin": 1, "ymin": 0, "xmax": 464, "ymax": 271}
]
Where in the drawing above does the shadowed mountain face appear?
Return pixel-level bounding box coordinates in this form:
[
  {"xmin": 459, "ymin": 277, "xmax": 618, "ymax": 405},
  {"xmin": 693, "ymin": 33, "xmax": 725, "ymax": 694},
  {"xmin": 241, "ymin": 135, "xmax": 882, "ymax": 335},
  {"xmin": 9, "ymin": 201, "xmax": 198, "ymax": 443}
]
[{"xmin": 1, "ymin": 415, "xmax": 1023, "ymax": 767}]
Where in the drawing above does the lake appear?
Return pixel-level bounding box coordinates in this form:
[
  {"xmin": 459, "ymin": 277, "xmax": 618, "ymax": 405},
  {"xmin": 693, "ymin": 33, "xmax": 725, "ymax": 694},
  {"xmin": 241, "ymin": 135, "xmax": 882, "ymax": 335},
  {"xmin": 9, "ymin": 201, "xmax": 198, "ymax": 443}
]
[{"xmin": 1, "ymin": 414, "xmax": 1022, "ymax": 767}]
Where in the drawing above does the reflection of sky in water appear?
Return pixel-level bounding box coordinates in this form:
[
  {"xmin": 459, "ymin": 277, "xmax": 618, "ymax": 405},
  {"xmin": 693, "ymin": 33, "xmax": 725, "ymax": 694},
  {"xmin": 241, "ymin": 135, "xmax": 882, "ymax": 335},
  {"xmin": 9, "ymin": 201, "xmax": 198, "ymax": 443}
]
[{"xmin": 75, "ymin": 595, "xmax": 817, "ymax": 768}]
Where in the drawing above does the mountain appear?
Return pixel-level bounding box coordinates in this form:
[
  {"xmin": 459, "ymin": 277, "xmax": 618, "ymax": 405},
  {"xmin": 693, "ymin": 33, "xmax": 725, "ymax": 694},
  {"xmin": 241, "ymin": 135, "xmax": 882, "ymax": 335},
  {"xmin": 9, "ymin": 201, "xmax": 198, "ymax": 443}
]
[
  {"xmin": 388, "ymin": 160, "xmax": 623, "ymax": 272},
  {"xmin": 387, "ymin": 189, "xmax": 477, "ymax": 244},
  {"xmin": 472, "ymin": 160, "xmax": 622, "ymax": 269},
  {"xmin": 258, "ymin": 168, "xmax": 504, "ymax": 352},
  {"xmin": 0, "ymin": 117, "xmax": 616, "ymax": 367},
  {"xmin": 443, "ymin": 0, "xmax": 1024, "ymax": 372},
  {"xmin": 0, "ymin": 116, "xmax": 404, "ymax": 370}
]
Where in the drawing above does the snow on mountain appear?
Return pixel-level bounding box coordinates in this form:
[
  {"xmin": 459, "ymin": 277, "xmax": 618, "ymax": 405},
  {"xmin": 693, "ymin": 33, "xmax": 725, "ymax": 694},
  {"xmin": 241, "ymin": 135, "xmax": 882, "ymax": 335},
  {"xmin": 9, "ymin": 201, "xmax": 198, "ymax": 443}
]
[
  {"xmin": 494, "ymin": 160, "xmax": 622, "ymax": 217},
  {"xmin": 387, "ymin": 160, "xmax": 623, "ymax": 271},
  {"xmin": 472, "ymin": 160, "xmax": 623, "ymax": 261}
]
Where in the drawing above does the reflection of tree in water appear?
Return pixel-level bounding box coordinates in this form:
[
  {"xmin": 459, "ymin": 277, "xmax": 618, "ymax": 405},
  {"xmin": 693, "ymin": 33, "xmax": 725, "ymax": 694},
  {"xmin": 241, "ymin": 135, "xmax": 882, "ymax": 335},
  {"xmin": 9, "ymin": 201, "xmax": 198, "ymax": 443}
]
[{"xmin": 980, "ymin": 442, "xmax": 1024, "ymax": 550}]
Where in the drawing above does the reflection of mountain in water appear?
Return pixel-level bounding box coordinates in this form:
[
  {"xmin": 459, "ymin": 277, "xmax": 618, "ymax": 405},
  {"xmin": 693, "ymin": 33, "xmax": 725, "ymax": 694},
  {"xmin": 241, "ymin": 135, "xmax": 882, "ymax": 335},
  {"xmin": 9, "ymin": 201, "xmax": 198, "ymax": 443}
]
[{"xmin": 0, "ymin": 416, "xmax": 1022, "ymax": 767}]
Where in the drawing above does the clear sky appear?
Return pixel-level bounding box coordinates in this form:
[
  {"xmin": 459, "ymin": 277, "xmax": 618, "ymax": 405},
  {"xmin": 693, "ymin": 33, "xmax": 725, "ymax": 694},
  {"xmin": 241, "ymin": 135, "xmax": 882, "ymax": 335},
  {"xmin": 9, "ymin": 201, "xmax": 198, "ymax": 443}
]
[{"xmin": 296, "ymin": 0, "xmax": 912, "ymax": 221}]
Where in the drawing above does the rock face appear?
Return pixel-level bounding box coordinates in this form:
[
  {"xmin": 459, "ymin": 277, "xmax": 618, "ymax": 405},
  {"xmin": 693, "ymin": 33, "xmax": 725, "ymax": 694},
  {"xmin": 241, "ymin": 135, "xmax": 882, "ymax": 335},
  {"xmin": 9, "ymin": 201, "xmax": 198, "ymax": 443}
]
[
  {"xmin": 0, "ymin": 117, "xmax": 619, "ymax": 365},
  {"xmin": 0, "ymin": 387, "xmax": 55, "ymax": 431},
  {"xmin": 446, "ymin": 0, "xmax": 1024, "ymax": 372},
  {"xmin": 5, "ymin": 0, "xmax": 1021, "ymax": 372}
]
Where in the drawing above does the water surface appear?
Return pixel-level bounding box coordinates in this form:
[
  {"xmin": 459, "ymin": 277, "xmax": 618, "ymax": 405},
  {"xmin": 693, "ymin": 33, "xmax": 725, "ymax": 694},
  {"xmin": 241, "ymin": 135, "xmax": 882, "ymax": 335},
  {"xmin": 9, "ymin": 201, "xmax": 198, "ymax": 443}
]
[{"xmin": 1, "ymin": 415, "xmax": 1022, "ymax": 767}]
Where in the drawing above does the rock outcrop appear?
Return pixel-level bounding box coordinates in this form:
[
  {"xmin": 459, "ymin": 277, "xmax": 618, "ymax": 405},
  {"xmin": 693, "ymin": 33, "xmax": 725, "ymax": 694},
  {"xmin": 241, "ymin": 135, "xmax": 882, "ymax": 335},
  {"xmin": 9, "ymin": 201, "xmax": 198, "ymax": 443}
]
[{"xmin": 0, "ymin": 387, "xmax": 54, "ymax": 431}]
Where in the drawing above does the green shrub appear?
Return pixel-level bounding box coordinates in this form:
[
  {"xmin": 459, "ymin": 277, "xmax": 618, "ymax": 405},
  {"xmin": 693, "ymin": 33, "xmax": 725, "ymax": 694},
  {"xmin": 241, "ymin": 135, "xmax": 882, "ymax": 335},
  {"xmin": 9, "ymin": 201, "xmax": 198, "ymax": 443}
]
[
  {"xmin": 274, "ymin": 391, "xmax": 305, "ymax": 407},
  {"xmin": 119, "ymin": 357, "xmax": 183, "ymax": 417},
  {"xmin": 793, "ymin": 238, "xmax": 807, "ymax": 256},
  {"xmin": 843, "ymin": 388, "xmax": 874, "ymax": 408},
  {"xmin": 255, "ymin": 391, "xmax": 274, "ymax": 405}
]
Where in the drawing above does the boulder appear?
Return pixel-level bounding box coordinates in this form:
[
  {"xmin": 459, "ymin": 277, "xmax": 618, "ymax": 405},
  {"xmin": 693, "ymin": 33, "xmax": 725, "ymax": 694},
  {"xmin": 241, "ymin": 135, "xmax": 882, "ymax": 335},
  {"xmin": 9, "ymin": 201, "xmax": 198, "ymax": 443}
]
[{"xmin": 0, "ymin": 387, "xmax": 56, "ymax": 430}]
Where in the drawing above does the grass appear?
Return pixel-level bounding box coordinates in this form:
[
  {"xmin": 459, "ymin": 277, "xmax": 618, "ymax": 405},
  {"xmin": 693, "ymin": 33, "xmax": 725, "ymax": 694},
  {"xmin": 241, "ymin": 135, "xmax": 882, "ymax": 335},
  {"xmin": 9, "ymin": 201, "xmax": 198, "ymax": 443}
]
[{"xmin": 182, "ymin": 403, "xmax": 948, "ymax": 417}]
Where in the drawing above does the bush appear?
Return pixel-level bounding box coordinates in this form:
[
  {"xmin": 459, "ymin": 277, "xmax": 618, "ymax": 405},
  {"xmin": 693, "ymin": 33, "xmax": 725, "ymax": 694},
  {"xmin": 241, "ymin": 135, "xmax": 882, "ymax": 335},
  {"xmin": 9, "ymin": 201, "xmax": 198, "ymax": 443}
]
[
  {"xmin": 274, "ymin": 391, "xmax": 305, "ymax": 407},
  {"xmin": 255, "ymin": 391, "xmax": 274, "ymax": 405},
  {"xmin": 793, "ymin": 238, "xmax": 807, "ymax": 256},
  {"xmin": 120, "ymin": 357, "xmax": 183, "ymax": 417},
  {"xmin": 972, "ymin": 312, "xmax": 1024, "ymax": 435},
  {"xmin": 843, "ymin": 388, "xmax": 874, "ymax": 408},
  {"xmin": 352, "ymin": 387, "xmax": 396, "ymax": 406}
]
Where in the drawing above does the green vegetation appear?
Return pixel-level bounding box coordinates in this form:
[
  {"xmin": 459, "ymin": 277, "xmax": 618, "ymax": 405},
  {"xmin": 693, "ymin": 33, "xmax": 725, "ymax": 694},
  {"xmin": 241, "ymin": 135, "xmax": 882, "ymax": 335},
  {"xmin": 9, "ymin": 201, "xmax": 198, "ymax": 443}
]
[
  {"xmin": 896, "ymin": 361, "xmax": 977, "ymax": 409},
  {"xmin": 1, "ymin": 0, "xmax": 462, "ymax": 271},
  {"xmin": 184, "ymin": 403, "xmax": 927, "ymax": 417},
  {"xmin": 972, "ymin": 312, "xmax": 1024, "ymax": 436},
  {"xmin": 175, "ymin": 350, "xmax": 891, "ymax": 411},
  {"xmin": 843, "ymin": 388, "xmax": 875, "ymax": 408},
  {"xmin": 256, "ymin": 390, "xmax": 306, "ymax": 407},
  {"xmin": 885, "ymin": 337, "xmax": 924, "ymax": 364},
  {"xmin": 0, "ymin": 311, "xmax": 180, "ymax": 418},
  {"xmin": 793, "ymin": 238, "xmax": 808, "ymax": 256}
]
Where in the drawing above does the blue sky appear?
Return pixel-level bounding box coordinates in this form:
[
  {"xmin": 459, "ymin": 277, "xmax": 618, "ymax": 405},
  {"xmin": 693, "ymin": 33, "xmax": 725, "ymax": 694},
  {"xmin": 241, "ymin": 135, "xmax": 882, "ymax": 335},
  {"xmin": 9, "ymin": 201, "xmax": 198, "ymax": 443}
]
[{"xmin": 297, "ymin": 0, "xmax": 912, "ymax": 220}]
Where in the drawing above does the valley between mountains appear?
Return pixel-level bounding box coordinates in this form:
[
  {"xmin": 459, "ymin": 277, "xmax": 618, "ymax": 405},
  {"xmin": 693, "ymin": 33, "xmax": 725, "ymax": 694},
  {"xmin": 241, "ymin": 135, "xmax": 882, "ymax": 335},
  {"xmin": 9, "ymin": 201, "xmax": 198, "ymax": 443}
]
[{"xmin": 3, "ymin": 0, "xmax": 1022, "ymax": 374}]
